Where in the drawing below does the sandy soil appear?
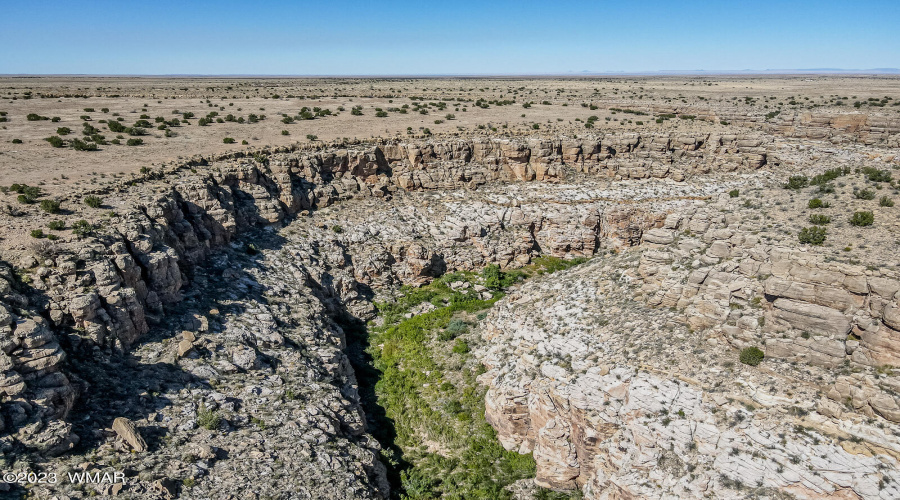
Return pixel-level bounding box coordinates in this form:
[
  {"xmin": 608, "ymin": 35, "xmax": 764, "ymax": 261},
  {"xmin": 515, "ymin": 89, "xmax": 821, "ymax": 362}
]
[{"xmin": 1, "ymin": 76, "xmax": 898, "ymax": 194}]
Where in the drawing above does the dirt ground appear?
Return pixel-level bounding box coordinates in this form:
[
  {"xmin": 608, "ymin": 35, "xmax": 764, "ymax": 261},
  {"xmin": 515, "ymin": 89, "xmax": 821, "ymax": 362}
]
[{"xmin": 1, "ymin": 76, "xmax": 898, "ymax": 194}]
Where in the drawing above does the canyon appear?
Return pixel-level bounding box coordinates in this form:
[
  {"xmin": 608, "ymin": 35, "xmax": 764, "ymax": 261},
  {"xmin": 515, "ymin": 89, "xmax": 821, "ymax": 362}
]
[{"xmin": 0, "ymin": 77, "xmax": 898, "ymax": 499}]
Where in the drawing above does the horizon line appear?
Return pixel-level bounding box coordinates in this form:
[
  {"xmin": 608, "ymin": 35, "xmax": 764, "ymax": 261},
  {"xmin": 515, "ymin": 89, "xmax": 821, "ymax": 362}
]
[{"xmin": 2, "ymin": 68, "xmax": 900, "ymax": 79}]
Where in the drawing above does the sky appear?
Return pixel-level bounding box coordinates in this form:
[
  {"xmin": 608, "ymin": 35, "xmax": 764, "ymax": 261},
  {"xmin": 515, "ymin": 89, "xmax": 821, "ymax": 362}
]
[{"xmin": 2, "ymin": 0, "xmax": 898, "ymax": 75}]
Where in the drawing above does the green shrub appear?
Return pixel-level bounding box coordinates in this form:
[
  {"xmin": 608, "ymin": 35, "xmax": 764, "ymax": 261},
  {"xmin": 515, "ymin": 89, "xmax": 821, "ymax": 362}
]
[
  {"xmin": 56, "ymin": 127, "xmax": 71, "ymax": 135},
  {"xmin": 223, "ymin": 137, "xmax": 235, "ymax": 144},
  {"xmin": 47, "ymin": 220, "xmax": 65, "ymax": 230},
  {"xmin": 849, "ymin": 211, "xmax": 874, "ymax": 226},
  {"xmin": 70, "ymin": 138, "xmax": 98, "ymax": 151},
  {"xmin": 71, "ymin": 220, "xmax": 94, "ymax": 237},
  {"xmin": 798, "ymin": 226, "xmax": 826, "ymax": 245},
  {"xmin": 739, "ymin": 347, "xmax": 764, "ymax": 366},
  {"xmin": 483, "ymin": 264, "xmax": 502, "ymax": 290},
  {"xmin": 331, "ymin": 225, "xmax": 343, "ymax": 233},
  {"xmin": 452, "ymin": 339, "xmax": 470, "ymax": 354},
  {"xmin": 26, "ymin": 113, "xmax": 49, "ymax": 121},
  {"xmin": 861, "ymin": 167, "xmax": 892, "ymax": 183},
  {"xmin": 197, "ymin": 405, "xmax": 221, "ymax": 430},
  {"xmin": 126, "ymin": 138, "xmax": 143, "ymax": 146},
  {"xmin": 880, "ymin": 196, "xmax": 895, "ymax": 207},
  {"xmin": 17, "ymin": 194, "xmax": 31, "ymax": 204},
  {"xmin": 807, "ymin": 198, "xmax": 830, "ymax": 209},
  {"xmin": 854, "ymin": 188, "xmax": 875, "ymax": 200},
  {"xmin": 808, "ymin": 214, "xmax": 831, "ymax": 225},
  {"xmin": 375, "ymin": 110, "xmax": 388, "ymax": 117},
  {"xmin": 783, "ymin": 176, "xmax": 808, "ymax": 190},
  {"xmin": 39, "ymin": 199, "xmax": 60, "ymax": 213},
  {"xmin": 84, "ymin": 195, "xmax": 102, "ymax": 208},
  {"xmin": 30, "ymin": 229, "xmax": 44, "ymax": 239},
  {"xmin": 11, "ymin": 139, "xmax": 22, "ymax": 144},
  {"xmin": 45, "ymin": 136, "xmax": 65, "ymax": 148},
  {"xmin": 281, "ymin": 130, "xmax": 289, "ymax": 135},
  {"xmin": 728, "ymin": 189, "xmax": 739, "ymax": 198}
]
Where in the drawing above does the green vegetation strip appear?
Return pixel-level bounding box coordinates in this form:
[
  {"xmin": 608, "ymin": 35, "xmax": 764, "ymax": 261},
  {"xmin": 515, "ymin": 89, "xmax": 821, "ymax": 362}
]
[{"xmin": 364, "ymin": 257, "xmax": 587, "ymax": 499}]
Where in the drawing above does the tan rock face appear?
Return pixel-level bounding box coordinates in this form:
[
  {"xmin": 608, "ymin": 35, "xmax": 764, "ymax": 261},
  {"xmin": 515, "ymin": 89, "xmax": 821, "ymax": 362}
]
[
  {"xmin": 479, "ymin": 255, "xmax": 900, "ymax": 499},
  {"xmin": 112, "ymin": 417, "xmax": 147, "ymax": 452}
]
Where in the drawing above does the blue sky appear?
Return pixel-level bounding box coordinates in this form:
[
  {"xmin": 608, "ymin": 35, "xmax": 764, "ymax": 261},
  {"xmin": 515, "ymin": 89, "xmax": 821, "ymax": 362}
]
[{"xmin": 2, "ymin": 0, "xmax": 898, "ymax": 75}]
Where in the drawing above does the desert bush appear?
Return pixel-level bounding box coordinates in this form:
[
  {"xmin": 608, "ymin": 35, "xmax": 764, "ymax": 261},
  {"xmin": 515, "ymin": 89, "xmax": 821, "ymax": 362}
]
[
  {"xmin": 350, "ymin": 106, "xmax": 363, "ymax": 116},
  {"xmin": 861, "ymin": 167, "xmax": 892, "ymax": 183},
  {"xmin": 728, "ymin": 189, "xmax": 739, "ymax": 198},
  {"xmin": 783, "ymin": 176, "xmax": 808, "ymax": 190},
  {"xmin": 39, "ymin": 199, "xmax": 60, "ymax": 213},
  {"xmin": 71, "ymin": 220, "xmax": 94, "ymax": 237},
  {"xmin": 306, "ymin": 134, "xmax": 318, "ymax": 141},
  {"xmin": 84, "ymin": 195, "xmax": 102, "ymax": 208},
  {"xmin": 808, "ymin": 214, "xmax": 831, "ymax": 225},
  {"xmin": 47, "ymin": 220, "xmax": 65, "ymax": 230},
  {"xmin": 107, "ymin": 120, "xmax": 126, "ymax": 133},
  {"xmin": 798, "ymin": 226, "xmax": 826, "ymax": 245},
  {"xmin": 854, "ymin": 188, "xmax": 875, "ymax": 200},
  {"xmin": 30, "ymin": 229, "xmax": 44, "ymax": 239},
  {"xmin": 70, "ymin": 138, "xmax": 98, "ymax": 151},
  {"xmin": 807, "ymin": 198, "xmax": 830, "ymax": 209},
  {"xmin": 810, "ymin": 167, "xmax": 849, "ymax": 185},
  {"xmin": 281, "ymin": 130, "xmax": 289, "ymax": 136},
  {"xmin": 739, "ymin": 347, "xmax": 764, "ymax": 366},
  {"xmin": 45, "ymin": 136, "xmax": 65, "ymax": 148},
  {"xmin": 11, "ymin": 139, "xmax": 22, "ymax": 144},
  {"xmin": 452, "ymin": 339, "xmax": 470, "ymax": 354},
  {"xmin": 197, "ymin": 405, "xmax": 221, "ymax": 430},
  {"xmin": 126, "ymin": 138, "xmax": 143, "ymax": 146},
  {"xmin": 56, "ymin": 127, "xmax": 71, "ymax": 135},
  {"xmin": 26, "ymin": 113, "xmax": 49, "ymax": 121},
  {"xmin": 880, "ymin": 196, "xmax": 895, "ymax": 207},
  {"xmin": 223, "ymin": 137, "xmax": 235, "ymax": 144},
  {"xmin": 375, "ymin": 110, "xmax": 388, "ymax": 118},
  {"xmin": 849, "ymin": 211, "xmax": 874, "ymax": 226},
  {"xmin": 483, "ymin": 264, "xmax": 502, "ymax": 290}
]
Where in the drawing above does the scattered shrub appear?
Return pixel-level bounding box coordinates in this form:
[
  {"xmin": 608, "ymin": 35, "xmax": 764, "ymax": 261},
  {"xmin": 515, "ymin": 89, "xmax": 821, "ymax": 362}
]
[
  {"xmin": 281, "ymin": 130, "xmax": 289, "ymax": 136},
  {"xmin": 47, "ymin": 220, "xmax": 65, "ymax": 230},
  {"xmin": 197, "ymin": 405, "xmax": 221, "ymax": 430},
  {"xmin": 808, "ymin": 214, "xmax": 831, "ymax": 225},
  {"xmin": 11, "ymin": 139, "xmax": 22, "ymax": 144},
  {"xmin": 223, "ymin": 137, "xmax": 235, "ymax": 144},
  {"xmin": 45, "ymin": 136, "xmax": 65, "ymax": 148},
  {"xmin": 807, "ymin": 198, "xmax": 830, "ymax": 209},
  {"xmin": 880, "ymin": 196, "xmax": 895, "ymax": 207},
  {"xmin": 798, "ymin": 226, "xmax": 826, "ymax": 245},
  {"xmin": 739, "ymin": 347, "xmax": 764, "ymax": 366},
  {"xmin": 26, "ymin": 113, "xmax": 49, "ymax": 121},
  {"xmin": 39, "ymin": 199, "xmax": 60, "ymax": 213},
  {"xmin": 84, "ymin": 195, "xmax": 102, "ymax": 208},
  {"xmin": 861, "ymin": 167, "xmax": 892, "ymax": 183},
  {"xmin": 854, "ymin": 188, "xmax": 875, "ymax": 200},
  {"xmin": 126, "ymin": 138, "xmax": 143, "ymax": 146},
  {"xmin": 783, "ymin": 176, "xmax": 808, "ymax": 190},
  {"xmin": 452, "ymin": 339, "xmax": 470, "ymax": 354},
  {"xmin": 70, "ymin": 138, "xmax": 98, "ymax": 151},
  {"xmin": 30, "ymin": 229, "xmax": 44, "ymax": 239},
  {"xmin": 849, "ymin": 211, "xmax": 874, "ymax": 226},
  {"xmin": 728, "ymin": 189, "xmax": 739, "ymax": 198},
  {"xmin": 71, "ymin": 219, "xmax": 95, "ymax": 237},
  {"xmin": 56, "ymin": 127, "xmax": 71, "ymax": 135}
]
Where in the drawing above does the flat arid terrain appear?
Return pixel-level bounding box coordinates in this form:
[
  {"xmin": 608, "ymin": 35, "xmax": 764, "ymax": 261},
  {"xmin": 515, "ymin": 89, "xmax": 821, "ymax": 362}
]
[{"xmin": 1, "ymin": 76, "xmax": 900, "ymax": 499}]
